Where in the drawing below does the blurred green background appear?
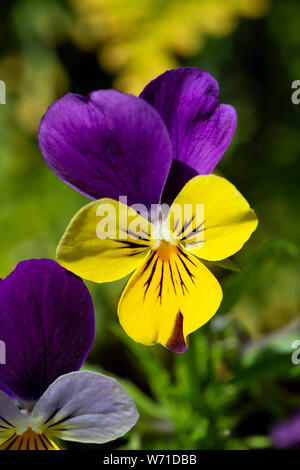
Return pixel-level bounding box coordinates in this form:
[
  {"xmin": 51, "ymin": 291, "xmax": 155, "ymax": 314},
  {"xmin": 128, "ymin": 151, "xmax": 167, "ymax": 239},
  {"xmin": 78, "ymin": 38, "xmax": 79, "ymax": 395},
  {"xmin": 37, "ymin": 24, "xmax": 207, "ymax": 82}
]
[{"xmin": 1, "ymin": 0, "xmax": 300, "ymax": 450}]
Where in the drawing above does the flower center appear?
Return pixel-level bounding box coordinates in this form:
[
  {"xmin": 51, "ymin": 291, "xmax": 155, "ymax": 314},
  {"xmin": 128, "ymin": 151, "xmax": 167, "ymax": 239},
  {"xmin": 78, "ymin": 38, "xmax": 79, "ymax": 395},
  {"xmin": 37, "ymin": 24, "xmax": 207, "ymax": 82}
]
[
  {"xmin": 0, "ymin": 428, "xmax": 59, "ymax": 450},
  {"xmin": 155, "ymin": 240, "xmax": 178, "ymax": 261},
  {"xmin": 151, "ymin": 220, "xmax": 178, "ymax": 251}
]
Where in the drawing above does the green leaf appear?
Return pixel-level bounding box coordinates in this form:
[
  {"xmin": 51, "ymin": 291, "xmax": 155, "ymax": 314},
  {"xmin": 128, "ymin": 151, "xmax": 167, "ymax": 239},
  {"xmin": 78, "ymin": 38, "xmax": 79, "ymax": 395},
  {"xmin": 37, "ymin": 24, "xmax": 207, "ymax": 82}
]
[
  {"xmin": 245, "ymin": 435, "xmax": 271, "ymax": 449},
  {"xmin": 233, "ymin": 319, "xmax": 300, "ymax": 385},
  {"xmin": 204, "ymin": 258, "xmax": 245, "ymax": 274},
  {"xmin": 219, "ymin": 239, "xmax": 299, "ymax": 314}
]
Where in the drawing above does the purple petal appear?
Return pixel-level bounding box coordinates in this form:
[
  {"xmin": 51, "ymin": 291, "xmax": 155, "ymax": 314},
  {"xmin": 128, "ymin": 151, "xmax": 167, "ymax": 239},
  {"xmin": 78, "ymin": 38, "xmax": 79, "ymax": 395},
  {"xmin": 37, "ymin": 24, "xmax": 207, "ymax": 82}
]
[
  {"xmin": 271, "ymin": 413, "xmax": 300, "ymax": 449},
  {"xmin": 39, "ymin": 90, "xmax": 173, "ymax": 209},
  {"xmin": 0, "ymin": 259, "xmax": 94, "ymax": 402},
  {"xmin": 140, "ymin": 68, "xmax": 237, "ymax": 204},
  {"xmin": 31, "ymin": 371, "xmax": 139, "ymax": 444}
]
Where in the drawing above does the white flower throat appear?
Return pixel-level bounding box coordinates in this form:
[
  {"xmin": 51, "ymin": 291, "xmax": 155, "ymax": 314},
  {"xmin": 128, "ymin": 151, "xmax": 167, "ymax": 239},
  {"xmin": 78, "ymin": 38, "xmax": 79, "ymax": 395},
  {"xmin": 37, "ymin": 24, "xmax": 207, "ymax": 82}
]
[{"xmin": 151, "ymin": 219, "xmax": 178, "ymax": 251}]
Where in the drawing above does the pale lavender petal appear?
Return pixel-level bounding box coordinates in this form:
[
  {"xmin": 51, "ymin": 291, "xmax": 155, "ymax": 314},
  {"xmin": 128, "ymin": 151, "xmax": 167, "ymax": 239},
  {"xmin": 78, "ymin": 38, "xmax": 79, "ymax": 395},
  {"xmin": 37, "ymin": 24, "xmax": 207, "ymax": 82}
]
[
  {"xmin": 31, "ymin": 371, "xmax": 139, "ymax": 444},
  {"xmin": 0, "ymin": 391, "xmax": 26, "ymax": 440}
]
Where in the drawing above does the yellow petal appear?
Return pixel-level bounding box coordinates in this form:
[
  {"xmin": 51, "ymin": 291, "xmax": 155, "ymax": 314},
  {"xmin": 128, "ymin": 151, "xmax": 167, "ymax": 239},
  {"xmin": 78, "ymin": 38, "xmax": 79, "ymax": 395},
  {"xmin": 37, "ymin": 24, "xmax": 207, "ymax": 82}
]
[
  {"xmin": 57, "ymin": 198, "xmax": 151, "ymax": 282},
  {"xmin": 168, "ymin": 174, "xmax": 258, "ymax": 261},
  {"xmin": 118, "ymin": 245, "xmax": 222, "ymax": 351}
]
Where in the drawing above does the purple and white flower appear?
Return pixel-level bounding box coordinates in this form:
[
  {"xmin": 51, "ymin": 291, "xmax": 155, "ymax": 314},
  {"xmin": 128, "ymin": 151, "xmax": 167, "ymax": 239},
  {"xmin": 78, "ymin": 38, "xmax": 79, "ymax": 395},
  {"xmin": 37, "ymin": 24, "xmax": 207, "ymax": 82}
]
[{"xmin": 0, "ymin": 259, "xmax": 138, "ymax": 450}]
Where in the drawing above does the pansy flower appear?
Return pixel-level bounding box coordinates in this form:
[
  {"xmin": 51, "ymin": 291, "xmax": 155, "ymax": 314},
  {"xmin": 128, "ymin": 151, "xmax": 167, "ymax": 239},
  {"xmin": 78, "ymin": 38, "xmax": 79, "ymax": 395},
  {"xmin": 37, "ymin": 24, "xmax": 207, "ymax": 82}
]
[
  {"xmin": 271, "ymin": 413, "xmax": 300, "ymax": 449},
  {"xmin": 0, "ymin": 259, "xmax": 138, "ymax": 450},
  {"xmin": 39, "ymin": 68, "xmax": 258, "ymax": 352}
]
